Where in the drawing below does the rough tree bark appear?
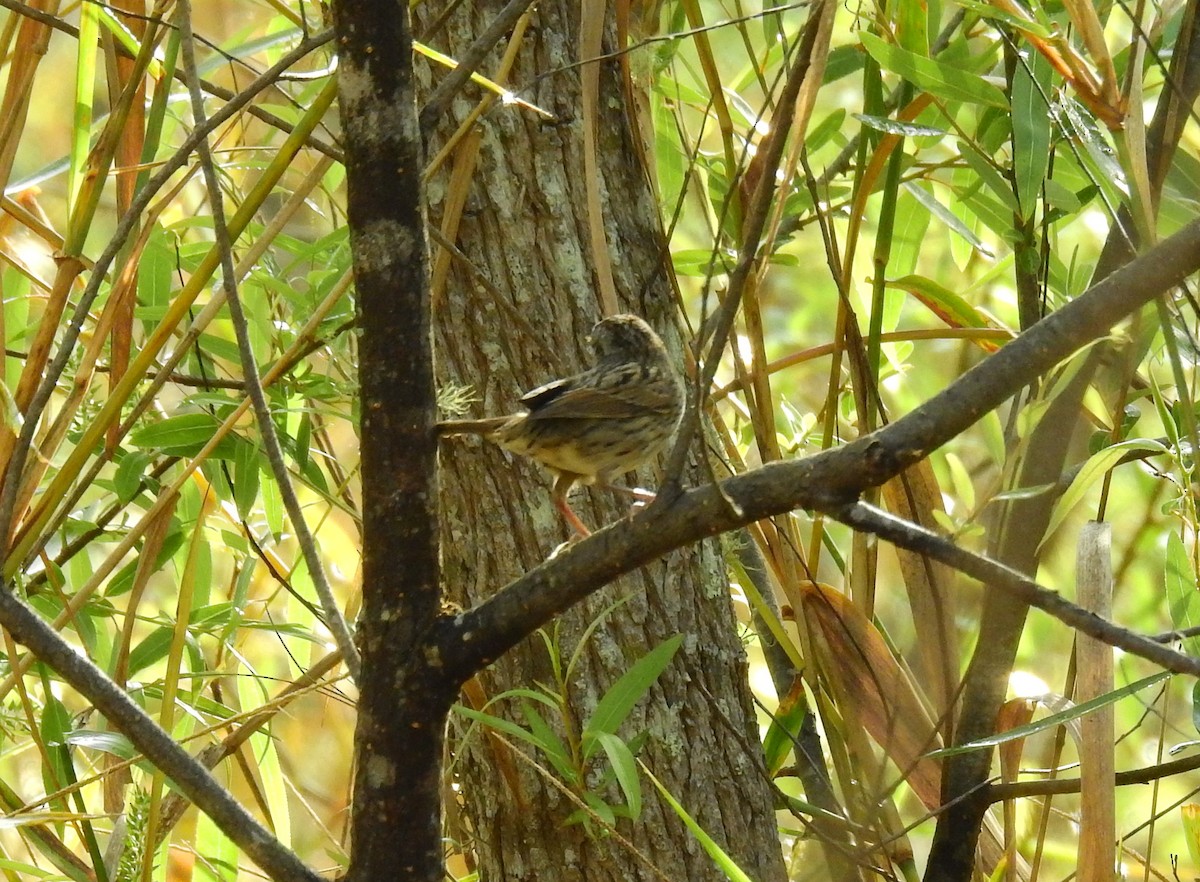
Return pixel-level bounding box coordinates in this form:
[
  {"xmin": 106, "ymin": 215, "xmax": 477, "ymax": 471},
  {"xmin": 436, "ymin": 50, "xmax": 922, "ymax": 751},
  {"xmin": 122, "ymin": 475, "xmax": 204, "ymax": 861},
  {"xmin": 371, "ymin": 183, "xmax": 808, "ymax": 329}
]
[{"xmin": 417, "ymin": 3, "xmax": 789, "ymax": 881}]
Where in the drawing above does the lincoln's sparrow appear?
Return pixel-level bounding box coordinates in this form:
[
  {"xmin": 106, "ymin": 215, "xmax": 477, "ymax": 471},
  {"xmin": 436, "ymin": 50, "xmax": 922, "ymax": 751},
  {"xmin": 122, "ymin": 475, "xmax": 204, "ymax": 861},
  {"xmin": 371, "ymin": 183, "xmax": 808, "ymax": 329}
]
[{"xmin": 438, "ymin": 314, "xmax": 685, "ymax": 536}]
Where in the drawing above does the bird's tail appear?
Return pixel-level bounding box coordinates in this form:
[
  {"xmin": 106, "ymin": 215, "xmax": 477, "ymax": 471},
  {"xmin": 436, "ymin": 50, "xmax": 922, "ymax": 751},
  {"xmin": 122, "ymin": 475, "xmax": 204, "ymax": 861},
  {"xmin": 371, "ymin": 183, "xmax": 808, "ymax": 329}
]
[{"xmin": 436, "ymin": 417, "xmax": 510, "ymax": 437}]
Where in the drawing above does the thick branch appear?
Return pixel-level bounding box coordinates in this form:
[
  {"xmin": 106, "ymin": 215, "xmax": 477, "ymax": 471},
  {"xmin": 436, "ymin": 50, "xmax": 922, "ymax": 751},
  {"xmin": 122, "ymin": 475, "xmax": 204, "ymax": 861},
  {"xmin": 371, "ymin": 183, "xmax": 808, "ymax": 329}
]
[
  {"xmin": 439, "ymin": 216, "xmax": 1200, "ymax": 679},
  {"xmin": 335, "ymin": 0, "xmax": 443, "ymax": 880}
]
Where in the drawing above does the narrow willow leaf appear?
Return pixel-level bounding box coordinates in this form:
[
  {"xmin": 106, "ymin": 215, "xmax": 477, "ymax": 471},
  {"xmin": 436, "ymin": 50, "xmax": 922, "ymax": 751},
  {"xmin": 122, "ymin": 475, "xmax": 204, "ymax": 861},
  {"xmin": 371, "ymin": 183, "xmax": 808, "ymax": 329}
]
[
  {"xmin": 959, "ymin": 145, "xmax": 1021, "ymax": 214},
  {"xmin": 593, "ymin": 731, "xmax": 642, "ymax": 820},
  {"xmin": 904, "ymin": 181, "xmax": 994, "ymax": 256},
  {"xmin": 930, "ymin": 671, "xmax": 1172, "ymax": 756},
  {"xmin": 1040, "ymin": 439, "xmax": 1167, "ymax": 550},
  {"xmin": 520, "ymin": 701, "xmax": 576, "ymax": 783},
  {"xmin": 762, "ymin": 678, "xmax": 807, "ymax": 776},
  {"xmin": 854, "ymin": 113, "xmax": 947, "ymax": 138},
  {"xmin": 125, "ymin": 626, "xmax": 175, "ymax": 677},
  {"xmin": 1194, "ymin": 681, "xmax": 1200, "ymax": 737},
  {"xmin": 1166, "ymin": 533, "xmax": 1200, "ymax": 657},
  {"xmin": 640, "ymin": 763, "xmax": 754, "ymax": 882},
  {"xmin": 454, "ymin": 705, "xmax": 550, "ymax": 751},
  {"xmin": 807, "ymin": 108, "xmax": 847, "ymax": 151},
  {"xmin": 114, "ymin": 450, "xmax": 155, "ymax": 503},
  {"xmin": 859, "ymin": 33, "xmax": 1008, "ymax": 108},
  {"xmin": 1011, "ymin": 49, "xmax": 1054, "ymax": 219},
  {"xmin": 233, "ymin": 438, "xmax": 261, "ymax": 521},
  {"xmin": 129, "ymin": 414, "xmax": 221, "ymax": 452},
  {"xmin": 582, "ymin": 634, "xmax": 683, "ymax": 758},
  {"xmin": 949, "ymin": 0, "xmax": 1054, "ymax": 37},
  {"xmin": 66, "ymin": 730, "xmax": 135, "ymax": 758},
  {"xmin": 0, "ymin": 857, "xmax": 58, "ymax": 877},
  {"xmin": 888, "ymin": 274, "xmax": 997, "ymax": 339}
]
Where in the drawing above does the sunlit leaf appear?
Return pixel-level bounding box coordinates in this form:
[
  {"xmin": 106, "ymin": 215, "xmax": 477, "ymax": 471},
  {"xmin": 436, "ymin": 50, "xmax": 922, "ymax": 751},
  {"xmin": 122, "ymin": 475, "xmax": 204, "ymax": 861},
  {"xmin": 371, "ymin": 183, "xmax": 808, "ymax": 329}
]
[
  {"xmin": 860, "ymin": 32, "xmax": 1008, "ymax": 108},
  {"xmin": 931, "ymin": 671, "xmax": 1172, "ymax": 756},
  {"xmin": 1041, "ymin": 439, "xmax": 1167, "ymax": 549}
]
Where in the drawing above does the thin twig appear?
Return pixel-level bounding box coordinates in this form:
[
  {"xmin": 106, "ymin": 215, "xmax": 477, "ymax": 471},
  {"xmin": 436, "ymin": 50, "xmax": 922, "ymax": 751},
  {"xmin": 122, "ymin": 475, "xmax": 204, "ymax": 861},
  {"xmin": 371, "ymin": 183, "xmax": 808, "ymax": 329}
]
[
  {"xmin": 987, "ymin": 750, "xmax": 1200, "ymax": 801},
  {"xmin": 418, "ymin": 0, "xmax": 540, "ymax": 135},
  {"xmin": 0, "ymin": 588, "xmax": 323, "ymax": 882},
  {"xmin": 176, "ymin": 3, "xmax": 360, "ymax": 679},
  {"xmin": 832, "ymin": 502, "xmax": 1199, "ymax": 676},
  {"xmin": 663, "ymin": 0, "xmax": 827, "ymax": 494},
  {"xmin": 0, "ymin": 26, "xmax": 335, "ymax": 561}
]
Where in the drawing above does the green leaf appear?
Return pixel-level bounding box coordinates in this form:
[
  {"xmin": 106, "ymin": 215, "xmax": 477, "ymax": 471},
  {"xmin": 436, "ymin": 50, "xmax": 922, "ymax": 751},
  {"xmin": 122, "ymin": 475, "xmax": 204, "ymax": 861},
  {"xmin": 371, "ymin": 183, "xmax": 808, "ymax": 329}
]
[
  {"xmin": 293, "ymin": 411, "xmax": 312, "ymax": 475},
  {"xmin": 39, "ymin": 693, "xmax": 74, "ymax": 802},
  {"xmin": 130, "ymin": 413, "xmax": 223, "ymax": 454},
  {"xmin": 888, "ymin": 274, "xmax": 995, "ymax": 333},
  {"xmin": 582, "ymin": 634, "xmax": 683, "ymax": 759},
  {"xmin": 806, "ymin": 108, "xmax": 847, "ymax": 152},
  {"xmin": 959, "ymin": 145, "xmax": 1021, "ymax": 215},
  {"xmin": 903, "ymin": 181, "xmax": 993, "ymax": 256},
  {"xmin": 762, "ymin": 681, "xmax": 808, "ymax": 777},
  {"xmin": 1011, "ymin": 48, "xmax": 1053, "ymax": 219},
  {"xmin": 859, "ymin": 32, "xmax": 1008, "ymax": 108},
  {"xmin": 520, "ymin": 701, "xmax": 577, "ymax": 783},
  {"xmin": 233, "ymin": 437, "xmax": 261, "ymax": 520},
  {"xmin": 454, "ymin": 705, "xmax": 551, "ymax": 756},
  {"xmin": 591, "ymin": 731, "xmax": 642, "ymax": 819},
  {"xmin": 854, "ymin": 113, "xmax": 947, "ymax": 138},
  {"xmin": 1166, "ymin": 533, "xmax": 1200, "ymax": 658},
  {"xmin": 1193, "ymin": 680, "xmax": 1200, "ymax": 737},
  {"xmin": 929, "ymin": 671, "xmax": 1172, "ymax": 756},
  {"xmin": 106, "ymin": 529, "xmax": 184, "ymax": 598},
  {"xmin": 576, "ymin": 791, "xmax": 617, "ymax": 828},
  {"xmin": 823, "ymin": 43, "xmax": 865, "ymax": 84},
  {"xmin": 65, "ymin": 730, "xmax": 135, "ymax": 759},
  {"xmin": 126, "ymin": 626, "xmax": 176, "ymax": 677},
  {"xmin": 948, "ymin": 0, "xmax": 1054, "ymax": 37},
  {"xmin": 640, "ymin": 762, "xmax": 754, "ymax": 882},
  {"xmin": 114, "ymin": 450, "xmax": 156, "ymax": 504},
  {"xmin": 0, "ymin": 858, "xmax": 58, "ymax": 878},
  {"xmin": 1041, "ymin": 439, "xmax": 1167, "ymax": 549}
]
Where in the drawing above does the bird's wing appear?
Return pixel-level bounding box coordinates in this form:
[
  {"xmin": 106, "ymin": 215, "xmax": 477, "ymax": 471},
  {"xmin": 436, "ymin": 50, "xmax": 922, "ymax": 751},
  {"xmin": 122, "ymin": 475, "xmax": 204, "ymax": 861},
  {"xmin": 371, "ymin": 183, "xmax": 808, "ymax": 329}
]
[
  {"xmin": 519, "ymin": 376, "xmax": 574, "ymax": 410},
  {"xmin": 524, "ymin": 366, "xmax": 676, "ymax": 421}
]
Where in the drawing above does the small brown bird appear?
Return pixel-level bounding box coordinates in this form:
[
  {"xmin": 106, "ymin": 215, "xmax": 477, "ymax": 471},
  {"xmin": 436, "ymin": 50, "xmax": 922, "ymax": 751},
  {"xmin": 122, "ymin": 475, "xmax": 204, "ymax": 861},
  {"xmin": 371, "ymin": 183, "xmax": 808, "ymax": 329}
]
[{"xmin": 438, "ymin": 314, "xmax": 685, "ymax": 536}]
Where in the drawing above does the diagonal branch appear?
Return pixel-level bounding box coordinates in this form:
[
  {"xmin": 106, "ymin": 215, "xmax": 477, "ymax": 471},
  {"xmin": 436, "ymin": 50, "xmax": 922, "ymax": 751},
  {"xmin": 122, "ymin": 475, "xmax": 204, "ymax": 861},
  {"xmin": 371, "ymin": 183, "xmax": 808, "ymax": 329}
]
[
  {"xmin": 830, "ymin": 501, "xmax": 1193, "ymax": 673},
  {"xmin": 0, "ymin": 590, "xmax": 323, "ymax": 882},
  {"xmin": 177, "ymin": 0, "xmax": 360, "ymax": 680},
  {"xmin": 417, "ymin": 0, "xmax": 538, "ymax": 136},
  {"xmin": 439, "ymin": 215, "xmax": 1200, "ymax": 681}
]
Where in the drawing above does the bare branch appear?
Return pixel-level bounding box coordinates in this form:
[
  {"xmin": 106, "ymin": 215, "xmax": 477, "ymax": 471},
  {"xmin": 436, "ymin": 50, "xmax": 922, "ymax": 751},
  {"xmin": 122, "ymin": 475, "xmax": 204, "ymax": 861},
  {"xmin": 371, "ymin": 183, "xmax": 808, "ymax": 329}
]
[{"xmin": 441, "ymin": 217, "xmax": 1200, "ymax": 680}]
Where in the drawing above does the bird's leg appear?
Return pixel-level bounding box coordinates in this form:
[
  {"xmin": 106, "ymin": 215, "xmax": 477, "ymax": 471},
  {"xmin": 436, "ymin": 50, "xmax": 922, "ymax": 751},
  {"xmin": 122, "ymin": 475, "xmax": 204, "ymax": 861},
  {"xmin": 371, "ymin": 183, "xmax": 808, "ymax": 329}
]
[{"xmin": 552, "ymin": 473, "xmax": 592, "ymax": 537}]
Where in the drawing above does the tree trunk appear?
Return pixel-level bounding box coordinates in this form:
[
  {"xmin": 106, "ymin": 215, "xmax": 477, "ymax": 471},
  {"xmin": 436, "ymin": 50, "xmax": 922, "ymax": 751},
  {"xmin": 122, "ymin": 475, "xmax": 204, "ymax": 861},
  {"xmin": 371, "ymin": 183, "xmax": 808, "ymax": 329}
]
[{"xmin": 419, "ymin": 3, "xmax": 788, "ymax": 881}]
